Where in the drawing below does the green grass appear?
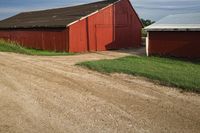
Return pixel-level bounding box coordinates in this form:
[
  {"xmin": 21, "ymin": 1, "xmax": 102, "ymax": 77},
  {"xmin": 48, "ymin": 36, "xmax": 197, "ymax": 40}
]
[
  {"xmin": 77, "ymin": 56, "xmax": 200, "ymax": 93},
  {"xmin": 0, "ymin": 39, "xmax": 74, "ymax": 56}
]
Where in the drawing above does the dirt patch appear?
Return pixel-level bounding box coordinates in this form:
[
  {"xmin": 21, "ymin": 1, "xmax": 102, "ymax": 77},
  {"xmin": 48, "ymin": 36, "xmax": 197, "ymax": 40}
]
[{"xmin": 0, "ymin": 49, "xmax": 200, "ymax": 133}]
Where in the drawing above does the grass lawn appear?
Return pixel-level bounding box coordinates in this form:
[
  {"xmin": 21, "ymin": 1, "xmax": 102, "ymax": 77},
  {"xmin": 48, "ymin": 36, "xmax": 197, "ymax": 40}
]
[
  {"xmin": 0, "ymin": 39, "xmax": 74, "ymax": 56},
  {"xmin": 77, "ymin": 56, "xmax": 200, "ymax": 93}
]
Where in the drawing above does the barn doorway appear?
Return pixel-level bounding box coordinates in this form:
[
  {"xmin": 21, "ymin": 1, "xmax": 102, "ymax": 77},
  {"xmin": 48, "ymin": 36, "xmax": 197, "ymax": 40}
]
[{"xmin": 95, "ymin": 24, "xmax": 114, "ymax": 51}]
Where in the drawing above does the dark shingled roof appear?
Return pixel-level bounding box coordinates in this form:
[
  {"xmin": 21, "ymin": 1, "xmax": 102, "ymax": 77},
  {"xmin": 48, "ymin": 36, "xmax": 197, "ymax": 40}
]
[{"xmin": 0, "ymin": 0, "xmax": 119, "ymax": 29}]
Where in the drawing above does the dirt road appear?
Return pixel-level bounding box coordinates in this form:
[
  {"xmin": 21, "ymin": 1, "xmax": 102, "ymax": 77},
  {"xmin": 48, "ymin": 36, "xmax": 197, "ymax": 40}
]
[{"xmin": 0, "ymin": 49, "xmax": 200, "ymax": 133}]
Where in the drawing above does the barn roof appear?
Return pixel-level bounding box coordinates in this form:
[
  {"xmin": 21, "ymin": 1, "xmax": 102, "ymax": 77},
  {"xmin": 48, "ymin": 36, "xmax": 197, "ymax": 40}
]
[
  {"xmin": 0, "ymin": 0, "xmax": 119, "ymax": 29},
  {"xmin": 145, "ymin": 13, "xmax": 200, "ymax": 31}
]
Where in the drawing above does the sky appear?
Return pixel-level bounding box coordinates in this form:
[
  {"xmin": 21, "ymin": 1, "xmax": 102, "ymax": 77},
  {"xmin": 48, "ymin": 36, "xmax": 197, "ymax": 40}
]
[{"xmin": 0, "ymin": 0, "xmax": 200, "ymax": 21}]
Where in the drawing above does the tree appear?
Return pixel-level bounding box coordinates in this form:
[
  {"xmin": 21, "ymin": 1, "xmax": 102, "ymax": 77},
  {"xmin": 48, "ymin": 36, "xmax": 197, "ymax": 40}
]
[{"xmin": 141, "ymin": 19, "xmax": 155, "ymax": 27}]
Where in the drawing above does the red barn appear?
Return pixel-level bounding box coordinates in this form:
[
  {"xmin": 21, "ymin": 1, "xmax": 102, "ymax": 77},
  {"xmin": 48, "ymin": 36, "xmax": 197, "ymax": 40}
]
[
  {"xmin": 145, "ymin": 13, "xmax": 200, "ymax": 58},
  {"xmin": 0, "ymin": 0, "xmax": 143, "ymax": 52}
]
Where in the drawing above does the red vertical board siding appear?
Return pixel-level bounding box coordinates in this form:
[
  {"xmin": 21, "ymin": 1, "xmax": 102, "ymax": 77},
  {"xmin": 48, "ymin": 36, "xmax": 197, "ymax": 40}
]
[
  {"xmin": 69, "ymin": 19, "xmax": 88, "ymax": 52},
  {"xmin": 66, "ymin": 28, "xmax": 69, "ymax": 52},
  {"xmin": 113, "ymin": 0, "xmax": 142, "ymax": 48},
  {"xmin": 0, "ymin": 28, "xmax": 68, "ymax": 52},
  {"xmin": 68, "ymin": 0, "xmax": 142, "ymax": 52},
  {"xmin": 87, "ymin": 6, "xmax": 114, "ymax": 51},
  {"xmin": 148, "ymin": 31, "xmax": 200, "ymax": 58},
  {"xmin": 115, "ymin": 0, "xmax": 132, "ymax": 48},
  {"xmin": 96, "ymin": 25, "xmax": 113, "ymax": 51}
]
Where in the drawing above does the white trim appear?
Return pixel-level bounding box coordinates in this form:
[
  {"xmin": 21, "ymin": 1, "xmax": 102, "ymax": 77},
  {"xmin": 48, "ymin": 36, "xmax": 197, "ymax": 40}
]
[
  {"xmin": 146, "ymin": 32, "xmax": 149, "ymax": 56},
  {"xmin": 66, "ymin": 0, "xmax": 121, "ymax": 27},
  {"xmin": 66, "ymin": 11, "xmax": 98, "ymax": 27},
  {"xmin": 145, "ymin": 28, "xmax": 200, "ymax": 32},
  {"xmin": 145, "ymin": 24, "xmax": 200, "ymax": 32}
]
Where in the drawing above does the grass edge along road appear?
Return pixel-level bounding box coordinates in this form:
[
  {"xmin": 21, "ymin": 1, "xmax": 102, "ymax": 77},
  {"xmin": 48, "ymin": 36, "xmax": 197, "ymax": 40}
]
[
  {"xmin": 0, "ymin": 39, "xmax": 74, "ymax": 56},
  {"xmin": 77, "ymin": 56, "xmax": 200, "ymax": 93}
]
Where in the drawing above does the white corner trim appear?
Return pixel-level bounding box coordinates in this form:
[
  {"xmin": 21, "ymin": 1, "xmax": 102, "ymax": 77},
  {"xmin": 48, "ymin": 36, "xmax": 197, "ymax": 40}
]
[
  {"xmin": 146, "ymin": 32, "xmax": 149, "ymax": 56},
  {"xmin": 66, "ymin": 0, "xmax": 121, "ymax": 27}
]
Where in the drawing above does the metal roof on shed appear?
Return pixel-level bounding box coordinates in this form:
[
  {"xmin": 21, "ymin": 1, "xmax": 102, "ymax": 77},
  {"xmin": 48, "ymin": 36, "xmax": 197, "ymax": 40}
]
[
  {"xmin": 145, "ymin": 13, "xmax": 200, "ymax": 31},
  {"xmin": 0, "ymin": 0, "xmax": 119, "ymax": 29}
]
